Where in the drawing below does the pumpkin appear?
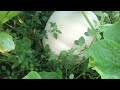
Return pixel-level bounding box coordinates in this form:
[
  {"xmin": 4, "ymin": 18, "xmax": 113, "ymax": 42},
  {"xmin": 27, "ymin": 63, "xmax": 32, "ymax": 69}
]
[{"xmin": 43, "ymin": 11, "xmax": 100, "ymax": 58}]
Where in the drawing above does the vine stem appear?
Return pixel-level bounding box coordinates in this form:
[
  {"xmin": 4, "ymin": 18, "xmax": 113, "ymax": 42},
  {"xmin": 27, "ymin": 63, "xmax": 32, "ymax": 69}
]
[
  {"xmin": 81, "ymin": 11, "xmax": 98, "ymax": 48},
  {"xmin": 81, "ymin": 11, "xmax": 95, "ymax": 30}
]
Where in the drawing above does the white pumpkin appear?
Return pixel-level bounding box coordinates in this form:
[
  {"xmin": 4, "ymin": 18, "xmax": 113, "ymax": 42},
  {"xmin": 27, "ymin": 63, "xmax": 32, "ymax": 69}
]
[{"xmin": 43, "ymin": 11, "xmax": 100, "ymax": 56}]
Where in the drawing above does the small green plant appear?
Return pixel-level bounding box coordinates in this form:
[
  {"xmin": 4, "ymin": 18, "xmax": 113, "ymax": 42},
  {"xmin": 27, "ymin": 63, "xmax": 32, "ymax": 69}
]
[{"xmin": 49, "ymin": 22, "xmax": 62, "ymax": 39}]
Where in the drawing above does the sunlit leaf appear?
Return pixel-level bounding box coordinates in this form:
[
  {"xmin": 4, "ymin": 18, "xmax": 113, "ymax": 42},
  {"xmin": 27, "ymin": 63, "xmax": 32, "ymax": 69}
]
[
  {"xmin": 1, "ymin": 11, "xmax": 20, "ymax": 24},
  {"xmin": 23, "ymin": 71, "xmax": 41, "ymax": 79}
]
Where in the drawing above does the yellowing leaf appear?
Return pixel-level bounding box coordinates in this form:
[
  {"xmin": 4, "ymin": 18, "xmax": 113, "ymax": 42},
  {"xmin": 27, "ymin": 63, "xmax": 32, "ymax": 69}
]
[{"xmin": 0, "ymin": 32, "xmax": 15, "ymax": 53}]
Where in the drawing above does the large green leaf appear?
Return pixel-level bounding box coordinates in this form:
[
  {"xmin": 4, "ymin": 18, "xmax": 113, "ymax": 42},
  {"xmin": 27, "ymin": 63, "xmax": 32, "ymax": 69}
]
[
  {"xmin": 0, "ymin": 32, "xmax": 15, "ymax": 53},
  {"xmin": 23, "ymin": 71, "xmax": 41, "ymax": 79},
  {"xmin": 103, "ymin": 21, "xmax": 120, "ymax": 44},
  {"xmin": 85, "ymin": 40, "xmax": 120, "ymax": 79},
  {"xmin": 0, "ymin": 11, "xmax": 21, "ymax": 24}
]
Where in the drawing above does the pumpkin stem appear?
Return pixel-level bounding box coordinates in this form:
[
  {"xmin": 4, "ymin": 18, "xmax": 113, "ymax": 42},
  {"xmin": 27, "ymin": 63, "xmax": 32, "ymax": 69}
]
[{"xmin": 81, "ymin": 11, "xmax": 95, "ymax": 30}]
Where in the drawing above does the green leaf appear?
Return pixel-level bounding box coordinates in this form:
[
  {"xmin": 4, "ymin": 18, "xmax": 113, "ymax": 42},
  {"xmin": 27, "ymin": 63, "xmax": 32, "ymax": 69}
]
[
  {"xmin": 84, "ymin": 28, "xmax": 96, "ymax": 36},
  {"xmin": 56, "ymin": 68, "xmax": 62, "ymax": 79},
  {"xmin": 78, "ymin": 36, "xmax": 85, "ymax": 46},
  {"xmin": 39, "ymin": 72, "xmax": 57, "ymax": 79},
  {"xmin": 51, "ymin": 29, "xmax": 55, "ymax": 32},
  {"xmin": 6, "ymin": 70, "xmax": 10, "ymax": 75},
  {"xmin": 45, "ymin": 35, "xmax": 48, "ymax": 39},
  {"xmin": 1, "ymin": 11, "xmax": 21, "ymax": 24},
  {"xmin": 96, "ymin": 33, "xmax": 102, "ymax": 40},
  {"xmin": 99, "ymin": 24, "xmax": 112, "ymax": 32},
  {"xmin": 74, "ymin": 40, "xmax": 79, "ymax": 45},
  {"xmin": 38, "ymin": 68, "xmax": 62, "ymax": 79},
  {"xmin": 53, "ymin": 33, "xmax": 58, "ymax": 39},
  {"xmin": 60, "ymin": 50, "xmax": 68, "ymax": 58},
  {"xmin": 0, "ymin": 11, "xmax": 9, "ymax": 23},
  {"xmin": 56, "ymin": 30, "xmax": 62, "ymax": 34},
  {"xmin": 66, "ymin": 54, "xmax": 77, "ymax": 61},
  {"xmin": 87, "ymin": 40, "xmax": 120, "ymax": 79},
  {"xmin": 44, "ymin": 44, "xmax": 51, "ymax": 52},
  {"xmin": 23, "ymin": 71, "xmax": 41, "ymax": 79},
  {"xmin": 50, "ymin": 22, "xmax": 56, "ymax": 27},
  {"xmin": 103, "ymin": 21, "xmax": 120, "ymax": 44},
  {"xmin": 88, "ymin": 57, "xmax": 96, "ymax": 68},
  {"xmin": 39, "ymin": 69, "xmax": 62, "ymax": 79},
  {"xmin": 69, "ymin": 74, "xmax": 74, "ymax": 79},
  {"xmin": 48, "ymin": 54, "xmax": 58, "ymax": 61},
  {"xmin": 1, "ymin": 66, "xmax": 6, "ymax": 70},
  {"xmin": 12, "ymin": 62, "xmax": 20, "ymax": 69},
  {"xmin": 68, "ymin": 48, "xmax": 76, "ymax": 54},
  {"xmin": 0, "ymin": 32, "xmax": 15, "ymax": 53},
  {"xmin": 74, "ymin": 36, "xmax": 85, "ymax": 46},
  {"xmin": 42, "ymin": 16, "xmax": 48, "ymax": 22},
  {"xmin": 93, "ymin": 11, "xmax": 103, "ymax": 17}
]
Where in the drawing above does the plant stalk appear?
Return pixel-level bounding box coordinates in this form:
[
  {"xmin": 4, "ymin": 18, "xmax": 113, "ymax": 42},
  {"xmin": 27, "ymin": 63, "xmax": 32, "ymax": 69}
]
[{"xmin": 81, "ymin": 11, "xmax": 95, "ymax": 30}]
